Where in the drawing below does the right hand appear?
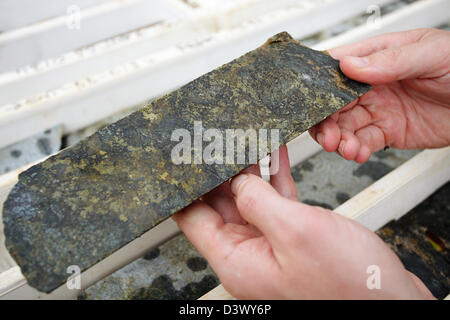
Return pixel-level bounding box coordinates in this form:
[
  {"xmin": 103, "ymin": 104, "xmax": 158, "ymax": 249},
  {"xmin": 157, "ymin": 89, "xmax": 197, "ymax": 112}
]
[
  {"xmin": 174, "ymin": 147, "xmax": 434, "ymax": 299},
  {"xmin": 309, "ymin": 28, "xmax": 450, "ymax": 163}
]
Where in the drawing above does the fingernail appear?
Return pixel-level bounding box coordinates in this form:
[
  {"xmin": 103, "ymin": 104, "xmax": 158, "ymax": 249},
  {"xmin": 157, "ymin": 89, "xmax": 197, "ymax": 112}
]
[
  {"xmin": 231, "ymin": 174, "xmax": 248, "ymax": 196},
  {"xmin": 346, "ymin": 56, "xmax": 370, "ymax": 68},
  {"xmin": 338, "ymin": 140, "xmax": 346, "ymax": 156},
  {"xmin": 316, "ymin": 133, "xmax": 324, "ymax": 146}
]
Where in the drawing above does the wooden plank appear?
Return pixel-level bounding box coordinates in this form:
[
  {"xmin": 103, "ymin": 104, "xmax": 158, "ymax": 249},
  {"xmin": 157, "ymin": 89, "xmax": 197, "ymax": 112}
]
[
  {"xmin": 0, "ymin": 0, "xmax": 110, "ymax": 32},
  {"xmin": 286, "ymin": 132, "xmax": 321, "ymax": 168},
  {"xmin": 199, "ymin": 284, "xmax": 234, "ymax": 300},
  {"xmin": 0, "ymin": 0, "xmax": 325, "ymax": 105},
  {"xmin": 0, "ymin": 0, "xmax": 394, "ymax": 105},
  {"xmin": 0, "ymin": 0, "xmax": 394, "ymax": 147},
  {"xmin": 334, "ymin": 147, "xmax": 450, "ymax": 231},
  {"xmin": 0, "ymin": 0, "xmax": 186, "ymax": 73},
  {"xmin": 0, "ymin": 267, "xmax": 24, "ymax": 297},
  {"xmin": 314, "ymin": 0, "xmax": 450, "ymax": 51},
  {"xmin": 0, "ymin": 0, "xmax": 279, "ymax": 106},
  {"xmin": 201, "ymin": 147, "xmax": 450, "ymax": 300}
]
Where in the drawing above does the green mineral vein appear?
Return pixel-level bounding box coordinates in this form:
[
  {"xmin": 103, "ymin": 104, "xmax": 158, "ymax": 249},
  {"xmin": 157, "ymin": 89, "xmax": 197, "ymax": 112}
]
[{"xmin": 3, "ymin": 32, "xmax": 370, "ymax": 293}]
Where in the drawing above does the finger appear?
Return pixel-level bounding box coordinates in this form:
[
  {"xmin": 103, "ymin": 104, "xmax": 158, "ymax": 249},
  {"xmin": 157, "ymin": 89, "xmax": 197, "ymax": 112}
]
[
  {"xmin": 269, "ymin": 145, "xmax": 298, "ymax": 201},
  {"xmin": 328, "ymin": 28, "xmax": 430, "ymax": 59},
  {"xmin": 354, "ymin": 125, "xmax": 386, "ymax": 163},
  {"xmin": 203, "ymin": 163, "xmax": 262, "ymax": 225},
  {"xmin": 173, "ymin": 201, "xmax": 260, "ymax": 273},
  {"xmin": 309, "ymin": 99, "xmax": 360, "ymax": 152},
  {"xmin": 336, "ymin": 104, "xmax": 372, "ymax": 133},
  {"xmin": 243, "ymin": 163, "xmax": 261, "ymax": 177},
  {"xmin": 332, "ymin": 98, "xmax": 360, "ymax": 118},
  {"xmin": 230, "ymin": 173, "xmax": 304, "ymax": 250},
  {"xmin": 203, "ymin": 182, "xmax": 247, "ymax": 224},
  {"xmin": 340, "ymin": 36, "xmax": 447, "ymax": 84},
  {"xmin": 173, "ymin": 201, "xmax": 225, "ymax": 263},
  {"xmin": 338, "ymin": 129, "xmax": 361, "ymax": 161},
  {"xmin": 311, "ymin": 117, "xmax": 341, "ymax": 152}
]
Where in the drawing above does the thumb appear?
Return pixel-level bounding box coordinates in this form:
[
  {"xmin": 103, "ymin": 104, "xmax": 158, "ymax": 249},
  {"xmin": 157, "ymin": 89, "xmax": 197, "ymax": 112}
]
[
  {"xmin": 339, "ymin": 41, "xmax": 442, "ymax": 84},
  {"xmin": 230, "ymin": 173, "xmax": 307, "ymax": 250}
]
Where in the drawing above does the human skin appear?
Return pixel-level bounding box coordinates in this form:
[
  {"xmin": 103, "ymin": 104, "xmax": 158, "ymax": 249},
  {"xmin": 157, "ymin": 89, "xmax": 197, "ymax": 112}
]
[
  {"xmin": 174, "ymin": 29, "xmax": 449, "ymax": 299},
  {"xmin": 310, "ymin": 28, "xmax": 450, "ymax": 163}
]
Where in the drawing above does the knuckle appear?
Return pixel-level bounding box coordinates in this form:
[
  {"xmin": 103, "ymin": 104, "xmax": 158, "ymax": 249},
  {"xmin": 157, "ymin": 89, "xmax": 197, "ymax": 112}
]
[
  {"xmin": 236, "ymin": 176, "xmax": 266, "ymax": 213},
  {"xmin": 237, "ymin": 184, "xmax": 258, "ymax": 213},
  {"xmin": 382, "ymin": 48, "xmax": 402, "ymax": 62}
]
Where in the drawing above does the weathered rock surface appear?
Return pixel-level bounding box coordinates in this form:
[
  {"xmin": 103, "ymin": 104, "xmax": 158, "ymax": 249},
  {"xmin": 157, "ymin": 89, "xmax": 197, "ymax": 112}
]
[{"xmin": 3, "ymin": 32, "xmax": 370, "ymax": 293}]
